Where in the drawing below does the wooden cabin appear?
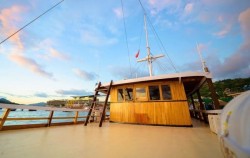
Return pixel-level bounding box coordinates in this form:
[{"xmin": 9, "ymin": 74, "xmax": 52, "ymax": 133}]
[{"xmin": 100, "ymin": 72, "xmax": 213, "ymax": 126}]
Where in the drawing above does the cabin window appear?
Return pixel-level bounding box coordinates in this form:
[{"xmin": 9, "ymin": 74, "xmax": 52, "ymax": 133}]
[
  {"xmin": 117, "ymin": 89, "xmax": 124, "ymax": 102},
  {"xmin": 124, "ymin": 88, "xmax": 133, "ymax": 101},
  {"xmin": 135, "ymin": 87, "xmax": 147, "ymax": 101},
  {"xmin": 149, "ymin": 85, "xmax": 160, "ymax": 100},
  {"xmin": 161, "ymin": 85, "xmax": 172, "ymax": 100}
]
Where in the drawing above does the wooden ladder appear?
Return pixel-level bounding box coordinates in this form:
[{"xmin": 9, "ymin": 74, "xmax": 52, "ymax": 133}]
[{"xmin": 84, "ymin": 80, "xmax": 113, "ymax": 127}]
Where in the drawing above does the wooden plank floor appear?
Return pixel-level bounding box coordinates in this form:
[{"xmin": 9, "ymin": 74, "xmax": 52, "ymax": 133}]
[{"xmin": 0, "ymin": 119, "xmax": 223, "ymax": 158}]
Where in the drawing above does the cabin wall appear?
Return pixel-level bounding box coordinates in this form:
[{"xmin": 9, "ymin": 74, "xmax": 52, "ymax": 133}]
[{"xmin": 109, "ymin": 81, "xmax": 192, "ymax": 126}]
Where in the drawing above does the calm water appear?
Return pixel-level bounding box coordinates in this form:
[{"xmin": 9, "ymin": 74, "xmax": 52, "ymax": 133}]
[{"xmin": 0, "ymin": 109, "xmax": 88, "ymax": 126}]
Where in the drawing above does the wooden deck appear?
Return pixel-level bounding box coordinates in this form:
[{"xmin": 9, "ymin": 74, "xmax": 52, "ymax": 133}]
[{"xmin": 0, "ymin": 119, "xmax": 223, "ymax": 158}]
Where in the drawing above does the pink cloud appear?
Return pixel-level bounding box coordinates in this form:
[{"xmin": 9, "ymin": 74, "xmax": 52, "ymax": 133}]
[
  {"xmin": 214, "ymin": 24, "xmax": 232, "ymax": 38},
  {"xmin": 204, "ymin": 8, "xmax": 250, "ymax": 79},
  {"xmin": 239, "ymin": 7, "xmax": 250, "ymax": 40},
  {"xmin": 9, "ymin": 53, "xmax": 53, "ymax": 79},
  {"xmin": 0, "ymin": 5, "xmax": 26, "ymax": 49},
  {"xmin": 49, "ymin": 48, "xmax": 69, "ymax": 60}
]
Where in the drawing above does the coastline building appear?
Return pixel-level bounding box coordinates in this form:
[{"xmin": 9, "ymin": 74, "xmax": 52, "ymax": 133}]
[{"xmin": 47, "ymin": 95, "xmax": 98, "ymax": 108}]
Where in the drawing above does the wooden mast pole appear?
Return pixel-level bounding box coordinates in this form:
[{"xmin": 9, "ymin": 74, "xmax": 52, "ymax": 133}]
[
  {"xmin": 144, "ymin": 14, "xmax": 152, "ymax": 76},
  {"xmin": 196, "ymin": 43, "xmax": 220, "ymax": 109},
  {"xmin": 137, "ymin": 14, "xmax": 164, "ymax": 76}
]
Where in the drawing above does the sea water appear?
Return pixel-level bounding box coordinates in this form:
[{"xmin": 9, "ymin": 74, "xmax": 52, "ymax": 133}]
[{"xmin": 0, "ymin": 109, "xmax": 88, "ymax": 126}]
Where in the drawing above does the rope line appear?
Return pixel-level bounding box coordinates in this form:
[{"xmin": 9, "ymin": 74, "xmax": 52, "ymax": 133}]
[
  {"xmin": 121, "ymin": 0, "xmax": 132, "ymax": 77},
  {"xmin": 0, "ymin": 0, "xmax": 65, "ymax": 45},
  {"xmin": 137, "ymin": 0, "xmax": 178, "ymax": 73}
]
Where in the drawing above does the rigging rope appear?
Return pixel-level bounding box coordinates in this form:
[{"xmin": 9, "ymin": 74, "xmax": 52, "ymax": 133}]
[
  {"xmin": 121, "ymin": 0, "xmax": 132, "ymax": 78},
  {"xmin": 137, "ymin": 0, "xmax": 178, "ymax": 73},
  {"xmin": 0, "ymin": 0, "xmax": 65, "ymax": 45}
]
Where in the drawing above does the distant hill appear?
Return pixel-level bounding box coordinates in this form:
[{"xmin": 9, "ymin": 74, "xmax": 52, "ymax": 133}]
[
  {"xmin": 199, "ymin": 77, "xmax": 250, "ymax": 102},
  {"xmin": 0, "ymin": 98, "xmax": 18, "ymax": 104},
  {"xmin": 27, "ymin": 102, "xmax": 46, "ymax": 107}
]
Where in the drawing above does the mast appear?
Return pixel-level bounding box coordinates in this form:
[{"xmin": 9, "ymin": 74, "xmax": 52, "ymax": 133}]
[
  {"xmin": 137, "ymin": 14, "xmax": 165, "ymax": 76},
  {"xmin": 196, "ymin": 43, "xmax": 209, "ymax": 72}
]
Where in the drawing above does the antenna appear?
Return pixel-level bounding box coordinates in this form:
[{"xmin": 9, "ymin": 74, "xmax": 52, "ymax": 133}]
[
  {"xmin": 137, "ymin": 14, "xmax": 164, "ymax": 76},
  {"xmin": 196, "ymin": 43, "xmax": 209, "ymax": 72}
]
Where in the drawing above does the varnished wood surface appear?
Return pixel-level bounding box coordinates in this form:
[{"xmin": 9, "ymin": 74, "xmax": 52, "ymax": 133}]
[
  {"xmin": 110, "ymin": 101, "xmax": 192, "ymax": 126},
  {"xmin": 110, "ymin": 81, "xmax": 187, "ymax": 102},
  {"xmin": 109, "ymin": 80, "xmax": 191, "ymax": 126}
]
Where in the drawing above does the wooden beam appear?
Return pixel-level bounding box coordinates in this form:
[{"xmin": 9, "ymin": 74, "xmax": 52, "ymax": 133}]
[
  {"xmin": 47, "ymin": 111, "xmax": 54, "ymax": 127},
  {"xmin": 74, "ymin": 111, "xmax": 79, "ymax": 124},
  {"xmin": 206, "ymin": 78, "xmax": 220, "ymax": 109},
  {"xmin": 0, "ymin": 109, "xmax": 10, "ymax": 130},
  {"xmin": 85, "ymin": 82, "xmax": 101, "ymax": 126},
  {"xmin": 99, "ymin": 80, "xmax": 113, "ymax": 127},
  {"xmin": 190, "ymin": 95, "xmax": 196, "ymax": 118},
  {"xmin": 187, "ymin": 77, "xmax": 207, "ymax": 96},
  {"xmin": 0, "ymin": 103, "xmax": 89, "ymax": 112},
  {"xmin": 7, "ymin": 117, "xmax": 49, "ymax": 120},
  {"xmin": 197, "ymin": 90, "xmax": 204, "ymax": 110}
]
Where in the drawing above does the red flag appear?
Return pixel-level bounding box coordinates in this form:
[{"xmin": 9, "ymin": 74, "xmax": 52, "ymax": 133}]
[{"xmin": 135, "ymin": 50, "xmax": 140, "ymax": 58}]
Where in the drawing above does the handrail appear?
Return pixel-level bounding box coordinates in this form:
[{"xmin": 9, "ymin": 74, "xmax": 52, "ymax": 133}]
[
  {"xmin": 0, "ymin": 103, "xmax": 100, "ymax": 131},
  {"xmin": 189, "ymin": 109, "xmax": 222, "ymax": 123},
  {"xmin": 190, "ymin": 109, "xmax": 222, "ymax": 114},
  {"xmin": 0, "ymin": 103, "xmax": 88, "ymax": 112}
]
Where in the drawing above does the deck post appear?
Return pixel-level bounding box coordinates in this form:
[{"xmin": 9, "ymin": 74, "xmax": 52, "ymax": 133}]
[
  {"xmin": 196, "ymin": 90, "xmax": 205, "ymax": 121},
  {"xmin": 47, "ymin": 111, "xmax": 54, "ymax": 127},
  {"xmin": 206, "ymin": 79, "xmax": 220, "ymax": 109},
  {"xmin": 0, "ymin": 108, "xmax": 11, "ymax": 130},
  {"xmin": 190, "ymin": 95, "xmax": 196, "ymax": 118},
  {"xmin": 74, "ymin": 111, "xmax": 79, "ymax": 124},
  {"xmin": 197, "ymin": 90, "xmax": 204, "ymax": 110}
]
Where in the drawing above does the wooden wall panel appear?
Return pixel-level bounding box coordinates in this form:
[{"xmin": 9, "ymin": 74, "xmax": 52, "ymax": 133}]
[
  {"xmin": 110, "ymin": 101, "xmax": 192, "ymax": 126},
  {"xmin": 109, "ymin": 80, "xmax": 191, "ymax": 126}
]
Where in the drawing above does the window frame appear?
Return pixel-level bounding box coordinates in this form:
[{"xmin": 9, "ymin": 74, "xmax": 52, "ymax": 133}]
[
  {"xmin": 135, "ymin": 86, "xmax": 148, "ymax": 101},
  {"xmin": 148, "ymin": 85, "xmax": 161, "ymax": 101},
  {"xmin": 116, "ymin": 85, "xmax": 134, "ymax": 102},
  {"xmin": 161, "ymin": 84, "xmax": 172, "ymax": 100}
]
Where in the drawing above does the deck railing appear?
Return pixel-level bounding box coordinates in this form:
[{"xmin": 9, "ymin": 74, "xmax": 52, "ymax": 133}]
[
  {"xmin": 0, "ymin": 103, "xmax": 103, "ymax": 131},
  {"xmin": 189, "ymin": 109, "xmax": 222, "ymax": 123}
]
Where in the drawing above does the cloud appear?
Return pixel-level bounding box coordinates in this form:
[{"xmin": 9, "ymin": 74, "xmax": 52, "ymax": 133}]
[
  {"xmin": 214, "ymin": 24, "xmax": 232, "ymax": 38},
  {"xmin": 0, "ymin": 5, "xmax": 26, "ymax": 49},
  {"xmin": 113, "ymin": 7, "xmax": 123, "ymax": 19},
  {"xmin": 34, "ymin": 92, "xmax": 48, "ymax": 98},
  {"xmin": 49, "ymin": 48, "xmax": 69, "ymax": 60},
  {"xmin": 56, "ymin": 89, "xmax": 92, "ymax": 96},
  {"xmin": 210, "ymin": 7, "xmax": 250, "ymax": 78},
  {"xmin": 73, "ymin": 68, "xmax": 98, "ymax": 81},
  {"xmin": 81, "ymin": 27, "xmax": 118, "ymax": 46},
  {"xmin": 196, "ymin": 43, "xmax": 208, "ymax": 53},
  {"xmin": 184, "ymin": 3, "xmax": 194, "ymax": 15},
  {"xmin": 9, "ymin": 53, "xmax": 53, "ymax": 78},
  {"xmin": 239, "ymin": 7, "xmax": 250, "ymax": 40},
  {"xmin": 147, "ymin": 0, "xmax": 181, "ymax": 15}
]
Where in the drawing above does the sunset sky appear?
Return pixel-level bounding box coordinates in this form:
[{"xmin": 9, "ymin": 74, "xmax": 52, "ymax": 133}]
[{"xmin": 0, "ymin": 0, "xmax": 250, "ymax": 104}]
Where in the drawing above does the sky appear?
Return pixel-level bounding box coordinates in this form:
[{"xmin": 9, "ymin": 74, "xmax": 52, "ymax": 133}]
[{"xmin": 0, "ymin": 0, "xmax": 250, "ymax": 104}]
